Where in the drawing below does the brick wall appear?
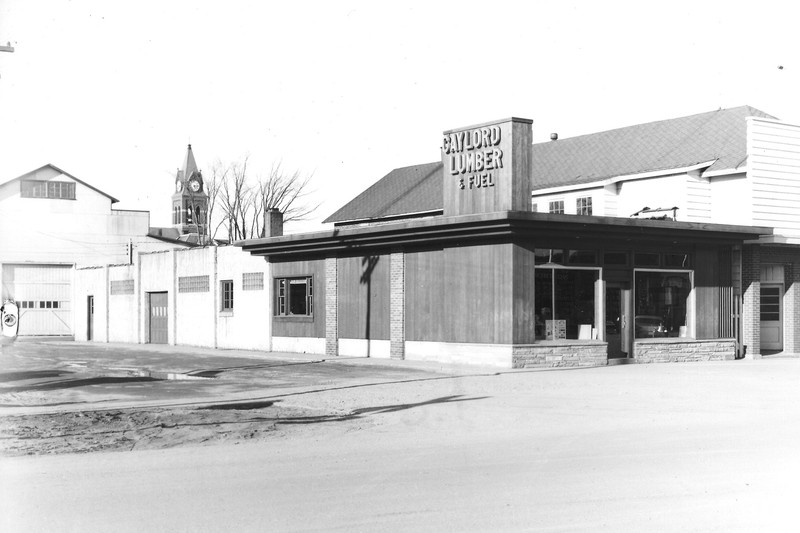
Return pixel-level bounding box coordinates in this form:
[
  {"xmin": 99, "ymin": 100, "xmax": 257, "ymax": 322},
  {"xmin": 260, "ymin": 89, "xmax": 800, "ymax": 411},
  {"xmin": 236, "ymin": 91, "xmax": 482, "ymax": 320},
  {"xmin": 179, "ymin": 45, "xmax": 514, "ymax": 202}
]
[
  {"xmin": 325, "ymin": 257, "xmax": 338, "ymax": 357},
  {"xmin": 742, "ymin": 244, "xmax": 760, "ymax": 356},
  {"xmin": 634, "ymin": 339, "xmax": 736, "ymax": 363},
  {"xmin": 390, "ymin": 252, "xmax": 405, "ymax": 359},
  {"xmin": 512, "ymin": 342, "xmax": 607, "ymax": 368},
  {"xmin": 760, "ymin": 245, "xmax": 800, "ymax": 353}
]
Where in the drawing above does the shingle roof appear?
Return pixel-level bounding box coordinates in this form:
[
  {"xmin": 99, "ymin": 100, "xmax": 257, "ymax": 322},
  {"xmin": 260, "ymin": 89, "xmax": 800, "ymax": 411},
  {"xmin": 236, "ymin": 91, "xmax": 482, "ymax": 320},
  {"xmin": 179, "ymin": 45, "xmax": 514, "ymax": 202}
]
[
  {"xmin": 325, "ymin": 106, "xmax": 775, "ymax": 224},
  {"xmin": 323, "ymin": 162, "xmax": 443, "ymax": 223},
  {"xmin": 531, "ymin": 105, "xmax": 775, "ymax": 190}
]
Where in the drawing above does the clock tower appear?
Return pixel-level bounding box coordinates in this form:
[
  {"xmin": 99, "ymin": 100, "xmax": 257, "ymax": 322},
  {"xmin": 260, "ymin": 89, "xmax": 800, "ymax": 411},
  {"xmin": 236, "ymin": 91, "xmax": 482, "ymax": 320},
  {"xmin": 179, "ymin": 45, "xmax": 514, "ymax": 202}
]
[{"xmin": 171, "ymin": 144, "xmax": 209, "ymax": 242}]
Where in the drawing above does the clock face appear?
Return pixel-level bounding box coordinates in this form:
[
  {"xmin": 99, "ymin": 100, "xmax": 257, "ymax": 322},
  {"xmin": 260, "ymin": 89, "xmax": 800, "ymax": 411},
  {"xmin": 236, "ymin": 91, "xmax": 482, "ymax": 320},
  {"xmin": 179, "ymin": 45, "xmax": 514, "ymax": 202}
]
[
  {"xmin": 176, "ymin": 181, "xmax": 183, "ymax": 193},
  {"xmin": 189, "ymin": 179, "xmax": 201, "ymax": 192}
]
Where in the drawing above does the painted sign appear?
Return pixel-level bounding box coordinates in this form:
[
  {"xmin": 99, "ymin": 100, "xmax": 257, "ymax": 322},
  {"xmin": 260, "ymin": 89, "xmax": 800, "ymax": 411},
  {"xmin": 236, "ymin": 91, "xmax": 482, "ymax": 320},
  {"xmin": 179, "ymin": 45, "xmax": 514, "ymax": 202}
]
[
  {"xmin": 545, "ymin": 319, "xmax": 566, "ymax": 340},
  {"xmin": 442, "ymin": 126, "xmax": 503, "ymax": 191}
]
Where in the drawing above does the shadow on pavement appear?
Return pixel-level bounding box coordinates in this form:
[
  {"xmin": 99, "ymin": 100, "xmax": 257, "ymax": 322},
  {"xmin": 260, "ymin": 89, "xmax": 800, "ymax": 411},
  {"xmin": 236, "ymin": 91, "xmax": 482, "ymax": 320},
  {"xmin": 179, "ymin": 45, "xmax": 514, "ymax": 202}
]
[
  {"xmin": 0, "ymin": 370, "xmax": 75, "ymax": 382},
  {"xmin": 1, "ymin": 376, "xmax": 162, "ymax": 393}
]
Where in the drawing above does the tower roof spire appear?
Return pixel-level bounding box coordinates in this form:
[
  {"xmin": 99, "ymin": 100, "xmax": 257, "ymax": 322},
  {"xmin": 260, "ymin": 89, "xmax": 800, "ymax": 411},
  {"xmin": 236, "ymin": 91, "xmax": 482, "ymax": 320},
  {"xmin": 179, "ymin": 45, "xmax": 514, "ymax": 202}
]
[{"xmin": 177, "ymin": 143, "xmax": 199, "ymax": 181}]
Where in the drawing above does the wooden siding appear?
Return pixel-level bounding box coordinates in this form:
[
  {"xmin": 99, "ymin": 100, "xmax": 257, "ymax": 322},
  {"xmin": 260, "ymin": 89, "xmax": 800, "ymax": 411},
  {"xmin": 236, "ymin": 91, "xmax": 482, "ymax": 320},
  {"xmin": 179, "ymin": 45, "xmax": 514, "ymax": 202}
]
[
  {"xmin": 748, "ymin": 118, "xmax": 800, "ymax": 238},
  {"xmin": 694, "ymin": 246, "xmax": 733, "ymax": 339},
  {"xmin": 685, "ymin": 174, "xmax": 711, "ymax": 222},
  {"xmin": 337, "ymin": 255, "xmax": 390, "ymax": 340},
  {"xmin": 271, "ymin": 259, "xmax": 326, "ymax": 338},
  {"xmin": 406, "ymin": 244, "xmax": 514, "ymax": 344}
]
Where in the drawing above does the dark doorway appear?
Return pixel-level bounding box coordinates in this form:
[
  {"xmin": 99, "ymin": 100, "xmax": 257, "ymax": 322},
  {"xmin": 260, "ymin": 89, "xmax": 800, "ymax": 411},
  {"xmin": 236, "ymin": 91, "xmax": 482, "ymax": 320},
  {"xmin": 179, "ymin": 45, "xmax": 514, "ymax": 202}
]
[{"xmin": 87, "ymin": 295, "xmax": 94, "ymax": 341}]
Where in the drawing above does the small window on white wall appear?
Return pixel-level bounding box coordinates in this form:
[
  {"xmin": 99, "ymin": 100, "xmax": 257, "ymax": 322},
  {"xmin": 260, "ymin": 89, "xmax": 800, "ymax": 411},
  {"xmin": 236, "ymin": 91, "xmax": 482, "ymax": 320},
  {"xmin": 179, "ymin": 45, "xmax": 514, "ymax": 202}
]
[
  {"xmin": 577, "ymin": 196, "xmax": 593, "ymax": 216},
  {"xmin": 549, "ymin": 200, "xmax": 565, "ymax": 214}
]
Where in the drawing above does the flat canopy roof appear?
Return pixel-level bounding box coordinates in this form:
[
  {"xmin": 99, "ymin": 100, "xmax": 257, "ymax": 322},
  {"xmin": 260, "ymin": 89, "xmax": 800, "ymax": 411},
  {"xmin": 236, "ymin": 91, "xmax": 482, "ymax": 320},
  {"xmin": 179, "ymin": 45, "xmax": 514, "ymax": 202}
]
[{"xmin": 237, "ymin": 212, "xmax": 772, "ymax": 260}]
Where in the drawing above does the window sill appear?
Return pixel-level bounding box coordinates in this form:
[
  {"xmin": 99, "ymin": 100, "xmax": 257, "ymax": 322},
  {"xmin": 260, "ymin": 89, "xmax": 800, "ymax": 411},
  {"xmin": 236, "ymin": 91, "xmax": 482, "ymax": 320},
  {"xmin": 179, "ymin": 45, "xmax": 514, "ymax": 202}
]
[
  {"xmin": 533, "ymin": 339, "xmax": 606, "ymax": 346},
  {"xmin": 219, "ymin": 311, "xmax": 234, "ymax": 317},
  {"xmin": 275, "ymin": 315, "xmax": 314, "ymax": 323}
]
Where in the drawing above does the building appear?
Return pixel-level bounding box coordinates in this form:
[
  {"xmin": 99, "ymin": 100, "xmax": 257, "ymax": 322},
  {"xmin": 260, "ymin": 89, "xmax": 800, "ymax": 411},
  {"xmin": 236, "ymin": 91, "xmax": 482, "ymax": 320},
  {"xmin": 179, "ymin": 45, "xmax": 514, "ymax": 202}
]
[
  {"xmin": 237, "ymin": 107, "xmax": 800, "ymax": 367},
  {"xmin": 0, "ymin": 163, "xmax": 191, "ymax": 336},
  {"xmin": 169, "ymin": 144, "xmax": 209, "ymax": 244}
]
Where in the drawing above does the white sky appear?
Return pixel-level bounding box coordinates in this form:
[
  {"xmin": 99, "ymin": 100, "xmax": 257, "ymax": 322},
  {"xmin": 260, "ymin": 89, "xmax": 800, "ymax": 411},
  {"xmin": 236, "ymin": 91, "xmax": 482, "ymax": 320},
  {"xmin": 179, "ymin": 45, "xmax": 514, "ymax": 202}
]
[{"xmin": 1, "ymin": 0, "xmax": 799, "ymax": 233}]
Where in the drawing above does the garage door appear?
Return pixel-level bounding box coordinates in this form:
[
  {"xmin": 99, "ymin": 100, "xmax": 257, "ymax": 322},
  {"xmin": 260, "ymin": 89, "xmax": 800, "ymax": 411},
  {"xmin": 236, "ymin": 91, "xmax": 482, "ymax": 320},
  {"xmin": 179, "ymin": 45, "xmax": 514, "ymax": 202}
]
[{"xmin": 2, "ymin": 264, "xmax": 72, "ymax": 336}]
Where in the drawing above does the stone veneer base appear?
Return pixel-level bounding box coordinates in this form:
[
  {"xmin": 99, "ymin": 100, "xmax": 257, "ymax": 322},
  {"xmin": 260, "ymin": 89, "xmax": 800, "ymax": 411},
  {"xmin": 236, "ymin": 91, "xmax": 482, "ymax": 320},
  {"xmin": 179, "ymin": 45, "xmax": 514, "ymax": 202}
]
[
  {"xmin": 633, "ymin": 338, "xmax": 737, "ymax": 363},
  {"xmin": 512, "ymin": 342, "xmax": 608, "ymax": 368}
]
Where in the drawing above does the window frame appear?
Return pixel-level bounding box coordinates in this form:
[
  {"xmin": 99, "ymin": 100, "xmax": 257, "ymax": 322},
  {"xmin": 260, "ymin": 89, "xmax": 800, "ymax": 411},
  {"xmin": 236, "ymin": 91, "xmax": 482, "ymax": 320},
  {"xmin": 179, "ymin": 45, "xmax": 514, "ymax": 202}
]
[
  {"xmin": 548, "ymin": 200, "xmax": 565, "ymax": 214},
  {"xmin": 274, "ymin": 276, "xmax": 314, "ymax": 318},
  {"xmin": 633, "ymin": 268, "xmax": 695, "ymax": 340},
  {"xmin": 534, "ymin": 264, "xmax": 602, "ymax": 342},
  {"xmin": 220, "ymin": 279, "xmax": 234, "ymax": 313},
  {"xmin": 576, "ymin": 196, "xmax": 593, "ymax": 216}
]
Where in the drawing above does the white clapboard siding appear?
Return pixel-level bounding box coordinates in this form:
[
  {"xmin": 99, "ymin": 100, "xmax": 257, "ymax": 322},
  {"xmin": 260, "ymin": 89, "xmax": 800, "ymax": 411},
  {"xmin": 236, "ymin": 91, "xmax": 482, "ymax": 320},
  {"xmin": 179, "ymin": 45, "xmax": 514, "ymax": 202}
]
[
  {"xmin": 685, "ymin": 174, "xmax": 712, "ymax": 222},
  {"xmin": 748, "ymin": 118, "xmax": 800, "ymax": 237}
]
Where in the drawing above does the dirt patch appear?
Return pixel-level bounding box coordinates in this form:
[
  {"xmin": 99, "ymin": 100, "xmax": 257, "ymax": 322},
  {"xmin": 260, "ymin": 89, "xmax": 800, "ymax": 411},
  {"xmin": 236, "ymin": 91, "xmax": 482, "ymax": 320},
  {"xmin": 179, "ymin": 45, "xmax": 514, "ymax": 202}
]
[{"xmin": 0, "ymin": 401, "xmax": 367, "ymax": 456}]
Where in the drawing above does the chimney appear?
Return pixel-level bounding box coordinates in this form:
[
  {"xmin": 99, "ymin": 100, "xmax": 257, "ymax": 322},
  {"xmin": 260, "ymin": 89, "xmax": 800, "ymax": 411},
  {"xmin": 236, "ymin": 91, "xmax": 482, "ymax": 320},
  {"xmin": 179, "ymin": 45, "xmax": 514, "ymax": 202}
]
[
  {"xmin": 264, "ymin": 208, "xmax": 284, "ymax": 237},
  {"xmin": 550, "ymin": 133, "xmax": 558, "ymax": 141}
]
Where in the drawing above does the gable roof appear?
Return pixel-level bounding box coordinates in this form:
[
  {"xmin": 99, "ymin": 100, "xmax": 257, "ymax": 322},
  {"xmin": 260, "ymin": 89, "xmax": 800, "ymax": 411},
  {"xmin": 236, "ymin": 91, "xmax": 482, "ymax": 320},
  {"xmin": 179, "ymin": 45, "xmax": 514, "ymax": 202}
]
[
  {"xmin": 531, "ymin": 105, "xmax": 775, "ymax": 190},
  {"xmin": 324, "ymin": 106, "xmax": 775, "ymax": 224},
  {"xmin": 323, "ymin": 162, "xmax": 443, "ymax": 224},
  {"xmin": 0, "ymin": 163, "xmax": 119, "ymax": 203}
]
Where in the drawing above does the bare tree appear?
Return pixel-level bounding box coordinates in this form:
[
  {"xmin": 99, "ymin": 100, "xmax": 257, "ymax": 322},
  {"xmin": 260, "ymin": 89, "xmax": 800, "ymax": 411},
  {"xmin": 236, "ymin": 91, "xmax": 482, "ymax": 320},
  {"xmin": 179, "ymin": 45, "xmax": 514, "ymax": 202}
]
[{"xmin": 209, "ymin": 156, "xmax": 319, "ymax": 242}]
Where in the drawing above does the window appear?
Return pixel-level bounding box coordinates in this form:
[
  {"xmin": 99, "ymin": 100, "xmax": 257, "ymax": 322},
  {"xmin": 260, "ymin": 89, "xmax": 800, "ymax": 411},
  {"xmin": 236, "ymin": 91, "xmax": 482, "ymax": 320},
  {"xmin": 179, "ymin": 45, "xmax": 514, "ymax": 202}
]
[
  {"xmin": 20, "ymin": 180, "xmax": 75, "ymax": 199},
  {"xmin": 634, "ymin": 270, "xmax": 691, "ymax": 338},
  {"xmin": 178, "ymin": 275, "xmax": 209, "ymax": 293},
  {"xmin": 576, "ymin": 196, "xmax": 592, "ymax": 216},
  {"xmin": 535, "ymin": 267, "xmax": 599, "ymax": 340},
  {"xmin": 531, "ymin": 202, "xmax": 538, "ymax": 213},
  {"xmin": 242, "ymin": 272, "xmax": 264, "ymax": 291},
  {"xmin": 221, "ymin": 280, "xmax": 234, "ymax": 311},
  {"xmin": 548, "ymin": 200, "xmax": 565, "ymax": 214},
  {"xmin": 275, "ymin": 276, "xmax": 313, "ymax": 316}
]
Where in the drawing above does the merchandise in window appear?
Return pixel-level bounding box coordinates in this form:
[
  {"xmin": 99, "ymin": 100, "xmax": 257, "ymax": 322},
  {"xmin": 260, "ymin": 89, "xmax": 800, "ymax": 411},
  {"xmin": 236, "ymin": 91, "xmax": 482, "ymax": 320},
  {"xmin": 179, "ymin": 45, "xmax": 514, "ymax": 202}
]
[
  {"xmin": 634, "ymin": 271, "xmax": 691, "ymax": 338},
  {"xmin": 535, "ymin": 268, "xmax": 598, "ymax": 340}
]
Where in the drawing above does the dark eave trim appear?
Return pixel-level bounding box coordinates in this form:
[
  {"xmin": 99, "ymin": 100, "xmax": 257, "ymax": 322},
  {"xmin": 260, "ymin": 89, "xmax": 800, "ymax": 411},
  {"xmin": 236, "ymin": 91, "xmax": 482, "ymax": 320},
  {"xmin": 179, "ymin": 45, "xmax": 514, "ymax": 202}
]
[{"xmin": 236, "ymin": 211, "xmax": 772, "ymax": 259}]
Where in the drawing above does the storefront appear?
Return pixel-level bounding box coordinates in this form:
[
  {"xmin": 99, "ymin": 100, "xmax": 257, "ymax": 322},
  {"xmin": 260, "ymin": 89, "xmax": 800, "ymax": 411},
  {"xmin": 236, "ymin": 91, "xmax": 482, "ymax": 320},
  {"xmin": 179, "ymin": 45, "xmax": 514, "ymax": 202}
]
[{"xmin": 239, "ymin": 117, "xmax": 771, "ymax": 367}]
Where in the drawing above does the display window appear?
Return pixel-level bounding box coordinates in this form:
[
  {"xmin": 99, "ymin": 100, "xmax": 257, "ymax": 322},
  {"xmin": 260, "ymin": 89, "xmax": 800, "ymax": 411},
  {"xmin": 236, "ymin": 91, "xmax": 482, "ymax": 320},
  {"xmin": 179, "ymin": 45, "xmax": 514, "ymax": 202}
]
[
  {"xmin": 633, "ymin": 270, "xmax": 692, "ymax": 338},
  {"xmin": 535, "ymin": 267, "xmax": 599, "ymax": 341}
]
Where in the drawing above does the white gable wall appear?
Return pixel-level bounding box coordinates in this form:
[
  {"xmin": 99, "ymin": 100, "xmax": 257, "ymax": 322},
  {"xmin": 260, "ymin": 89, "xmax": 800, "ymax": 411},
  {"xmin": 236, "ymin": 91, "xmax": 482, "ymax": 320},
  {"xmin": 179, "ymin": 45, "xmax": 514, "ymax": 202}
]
[
  {"xmin": 747, "ymin": 117, "xmax": 800, "ymax": 239},
  {"xmin": 0, "ymin": 167, "xmax": 173, "ymax": 267}
]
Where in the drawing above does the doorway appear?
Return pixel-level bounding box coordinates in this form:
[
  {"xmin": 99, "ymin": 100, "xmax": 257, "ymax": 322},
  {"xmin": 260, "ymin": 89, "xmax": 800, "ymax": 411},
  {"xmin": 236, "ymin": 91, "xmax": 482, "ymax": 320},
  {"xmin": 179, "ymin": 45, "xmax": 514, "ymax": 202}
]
[
  {"xmin": 606, "ymin": 282, "xmax": 632, "ymax": 359},
  {"xmin": 760, "ymin": 284, "xmax": 783, "ymax": 352},
  {"xmin": 87, "ymin": 295, "xmax": 94, "ymax": 341},
  {"xmin": 147, "ymin": 292, "xmax": 168, "ymax": 344}
]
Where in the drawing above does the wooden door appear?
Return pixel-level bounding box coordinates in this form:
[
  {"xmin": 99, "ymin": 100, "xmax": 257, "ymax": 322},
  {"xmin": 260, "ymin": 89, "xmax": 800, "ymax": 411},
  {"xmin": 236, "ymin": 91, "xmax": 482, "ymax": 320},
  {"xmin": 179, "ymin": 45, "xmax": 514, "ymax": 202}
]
[
  {"xmin": 147, "ymin": 292, "xmax": 169, "ymax": 344},
  {"xmin": 760, "ymin": 284, "xmax": 783, "ymax": 351}
]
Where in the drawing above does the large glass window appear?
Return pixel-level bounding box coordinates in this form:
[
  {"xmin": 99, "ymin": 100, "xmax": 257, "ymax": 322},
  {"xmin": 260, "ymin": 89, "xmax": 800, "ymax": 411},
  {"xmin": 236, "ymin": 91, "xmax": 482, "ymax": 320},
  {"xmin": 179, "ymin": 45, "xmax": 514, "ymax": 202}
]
[
  {"xmin": 275, "ymin": 277, "xmax": 313, "ymax": 316},
  {"xmin": 634, "ymin": 271, "xmax": 691, "ymax": 338},
  {"xmin": 535, "ymin": 268, "xmax": 599, "ymax": 340}
]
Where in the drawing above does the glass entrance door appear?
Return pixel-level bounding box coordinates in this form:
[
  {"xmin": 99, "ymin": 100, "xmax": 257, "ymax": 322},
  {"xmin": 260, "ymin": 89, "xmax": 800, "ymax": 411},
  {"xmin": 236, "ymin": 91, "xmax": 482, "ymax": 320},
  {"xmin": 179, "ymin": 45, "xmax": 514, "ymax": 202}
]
[{"xmin": 606, "ymin": 283, "xmax": 632, "ymax": 359}]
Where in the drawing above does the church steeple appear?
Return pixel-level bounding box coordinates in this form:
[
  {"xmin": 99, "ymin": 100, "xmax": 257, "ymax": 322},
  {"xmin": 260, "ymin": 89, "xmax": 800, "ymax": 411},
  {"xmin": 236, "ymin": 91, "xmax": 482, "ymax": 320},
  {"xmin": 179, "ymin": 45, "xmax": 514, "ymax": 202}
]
[{"xmin": 171, "ymin": 144, "xmax": 208, "ymax": 243}]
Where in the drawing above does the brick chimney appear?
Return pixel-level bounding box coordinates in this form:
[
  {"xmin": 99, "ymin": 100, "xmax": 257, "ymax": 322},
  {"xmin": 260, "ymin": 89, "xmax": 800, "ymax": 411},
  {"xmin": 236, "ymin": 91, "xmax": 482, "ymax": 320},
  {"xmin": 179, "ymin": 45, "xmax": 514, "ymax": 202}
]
[{"xmin": 264, "ymin": 208, "xmax": 284, "ymax": 237}]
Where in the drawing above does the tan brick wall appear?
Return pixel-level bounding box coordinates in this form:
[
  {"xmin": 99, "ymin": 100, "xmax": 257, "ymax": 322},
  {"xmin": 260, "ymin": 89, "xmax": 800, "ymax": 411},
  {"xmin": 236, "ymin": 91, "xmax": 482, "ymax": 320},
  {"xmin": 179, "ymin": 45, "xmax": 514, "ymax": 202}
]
[
  {"xmin": 390, "ymin": 252, "xmax": 405, "ymax": 359},
  {"xmin": 325, "ymin": 257, "xmax": 338, "ymax": 357}
]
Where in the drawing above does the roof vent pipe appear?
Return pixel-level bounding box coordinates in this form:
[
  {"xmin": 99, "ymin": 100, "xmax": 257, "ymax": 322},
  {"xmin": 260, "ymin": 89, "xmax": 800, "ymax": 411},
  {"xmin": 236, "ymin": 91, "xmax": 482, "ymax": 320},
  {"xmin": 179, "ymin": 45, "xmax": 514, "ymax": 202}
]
[{"xmin": 550, "ymin": 133, "xmax": 558, "ymax": 141}]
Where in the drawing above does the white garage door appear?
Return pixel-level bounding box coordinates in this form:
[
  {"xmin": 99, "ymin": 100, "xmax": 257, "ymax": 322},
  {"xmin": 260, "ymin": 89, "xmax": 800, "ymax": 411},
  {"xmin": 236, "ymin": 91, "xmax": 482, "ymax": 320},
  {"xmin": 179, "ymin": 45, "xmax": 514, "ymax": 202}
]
[{"xmin": 2, "ymin": 264, "xmax": 72, "ymax": 336}]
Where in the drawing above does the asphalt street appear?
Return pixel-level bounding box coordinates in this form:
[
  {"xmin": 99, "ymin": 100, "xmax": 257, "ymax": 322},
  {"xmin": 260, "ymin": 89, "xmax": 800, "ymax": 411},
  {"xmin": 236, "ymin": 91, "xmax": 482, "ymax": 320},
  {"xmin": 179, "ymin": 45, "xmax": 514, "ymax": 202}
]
[{"xmin": 3, "ymin": 341, "xmax": 800, "ymax": 531}]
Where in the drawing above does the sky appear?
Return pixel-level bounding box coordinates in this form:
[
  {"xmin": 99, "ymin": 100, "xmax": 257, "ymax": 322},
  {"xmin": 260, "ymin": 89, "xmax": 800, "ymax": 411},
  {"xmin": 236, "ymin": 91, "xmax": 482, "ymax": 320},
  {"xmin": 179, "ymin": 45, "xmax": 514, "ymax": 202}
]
[{"xmin": 1, "ymin": 0, "xmax": 799, "ymax": 234}]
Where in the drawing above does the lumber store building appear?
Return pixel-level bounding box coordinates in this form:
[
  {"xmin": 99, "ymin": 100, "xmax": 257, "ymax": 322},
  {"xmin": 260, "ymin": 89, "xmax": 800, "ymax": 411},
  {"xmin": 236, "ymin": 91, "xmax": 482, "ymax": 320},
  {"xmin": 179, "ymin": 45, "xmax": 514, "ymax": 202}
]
[{"xmin": 239, "ymin": 108, "xmax": 800, "ymax": 367}]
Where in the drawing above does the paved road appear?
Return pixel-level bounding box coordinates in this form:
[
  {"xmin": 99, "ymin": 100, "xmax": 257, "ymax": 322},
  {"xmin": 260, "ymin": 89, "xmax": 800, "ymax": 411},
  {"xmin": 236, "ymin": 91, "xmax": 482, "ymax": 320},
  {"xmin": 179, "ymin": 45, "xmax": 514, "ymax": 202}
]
[{"xmin": 3, "ymin": 344, "xmax": 800, "ymax": 531}]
